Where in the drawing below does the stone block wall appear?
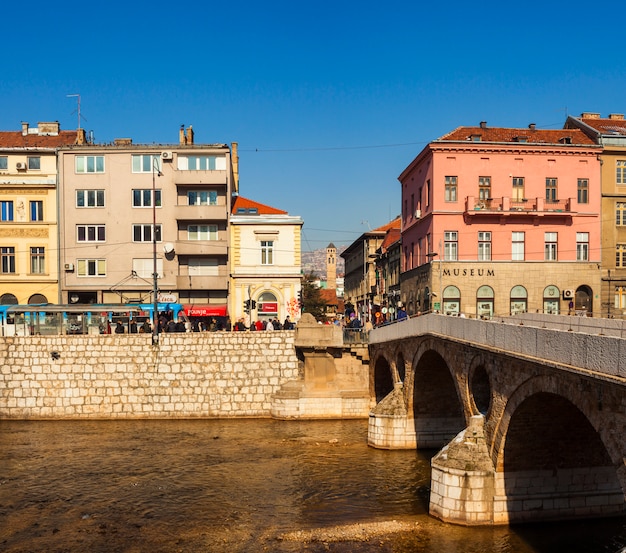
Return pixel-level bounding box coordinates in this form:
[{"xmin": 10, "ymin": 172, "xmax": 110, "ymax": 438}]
[{"xmin": 0, "ymin": 332, "xmax": 299, "ymax": 419}]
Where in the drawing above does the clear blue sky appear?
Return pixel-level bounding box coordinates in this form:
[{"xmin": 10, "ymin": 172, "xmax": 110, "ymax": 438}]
[{"xmin": 3, "ymin": 0, "xmax": 625, "ymax": 251}]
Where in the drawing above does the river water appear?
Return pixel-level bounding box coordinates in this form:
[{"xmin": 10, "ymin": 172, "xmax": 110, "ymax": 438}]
[{"xmin": 0, "ymin": 419, "xmax": 624, "ymax": 553}]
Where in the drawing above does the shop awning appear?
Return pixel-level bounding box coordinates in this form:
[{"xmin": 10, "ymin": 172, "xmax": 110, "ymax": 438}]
[{"xmin": 183, "ymin": 304, "xmax": 228, "ymax": 317}]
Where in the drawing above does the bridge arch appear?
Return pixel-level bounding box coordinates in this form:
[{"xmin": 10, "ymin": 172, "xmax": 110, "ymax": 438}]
[
  {"xmin": 468, "ymin": 356, "xmax": 491, "ymax": 416},
  {"xmin": 372, "ymin": 352, "xmax": 395, "ymax": 403},
  {"xmin": 408, "ymin": 339, "xmax": 466, "ymax": 448},
  {"xmin": 491, "ymin": 375, "xmax": 625, "ymax": 522}
]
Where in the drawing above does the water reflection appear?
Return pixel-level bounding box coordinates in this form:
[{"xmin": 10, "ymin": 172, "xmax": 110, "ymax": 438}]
[{"xmin": 0, "ymin": 419, "xmax": 624, "ymax": 552}]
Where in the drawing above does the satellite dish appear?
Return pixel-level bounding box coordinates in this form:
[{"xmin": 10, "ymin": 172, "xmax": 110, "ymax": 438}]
[{"xmin": 163, "ymin": 242, "xmax": 175, "ymax": 254}]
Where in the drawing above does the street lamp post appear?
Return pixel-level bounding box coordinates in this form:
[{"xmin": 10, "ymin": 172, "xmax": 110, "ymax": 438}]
[{"xmin": 152, "ymin": 157, "xmax": 161, "ymax": 345}]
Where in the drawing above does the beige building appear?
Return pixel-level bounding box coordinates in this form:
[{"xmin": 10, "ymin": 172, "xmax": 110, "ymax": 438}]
[
  {"xmin": 566, "ymin": 112, "xmax": 626, "ymax": 317},
  {"xmin": 0, "ymin": 122, "xmax": 84, "ymax": 305},
  {"xmin": 57, "ymin": 126, "xmax": 236, "ymax": 315},
  {"xmin": 229, "ymin": 196, "xmax": 302, "ymax": 326}
]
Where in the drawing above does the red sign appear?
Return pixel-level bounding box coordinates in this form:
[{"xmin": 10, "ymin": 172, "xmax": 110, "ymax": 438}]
[
  {"xmin": 183, "ymin": 305, "xmax": 227, "ymax": 317},
  {"xmin": 259, "ymin": 302, "xmax": 278, "ymax": 313}
]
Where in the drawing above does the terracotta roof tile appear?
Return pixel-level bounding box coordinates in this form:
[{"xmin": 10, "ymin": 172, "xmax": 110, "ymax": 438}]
[
  {"xmin": 438, "ymin": 126, "xmax": 596, "ymax": 146},
  {"xmin": 232, "ymin": 196, "xmax": 288, "ymax": 215},
  {"xmin": 0, "ymin": 130, "xmax": 81, "ymax": 148},
  {"xmin": 372, "ymin": 216, "xmax": 401, "ymax": 233},
  {"xmin": 578, "ymin": 117, "xmax": 626, "ymax": 136},
  {"xmin": 380, "ymin": 228, "xmax": 401, "ymax": 252}
]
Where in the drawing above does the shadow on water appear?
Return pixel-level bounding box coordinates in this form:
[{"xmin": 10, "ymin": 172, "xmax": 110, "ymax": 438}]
[{"xmin": 0, "ymin": 419, "xmax": 624, "ymax": 553}]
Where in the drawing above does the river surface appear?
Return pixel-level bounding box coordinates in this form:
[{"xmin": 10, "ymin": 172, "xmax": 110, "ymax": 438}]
[{"xmin": 0, "ymin": 419, "xmax": 624, "ymax": 553}]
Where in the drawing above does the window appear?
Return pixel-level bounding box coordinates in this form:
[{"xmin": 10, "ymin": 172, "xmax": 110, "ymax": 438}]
[
  {"xmin": 76, "ymin": 190, "xmax": 105, "ymax": 208},
  {"xmin": 178, "ymin": 155, "xmax": 226, "ymax": 171},
  {"xmin": 132, "ymin": 154, "xmax": 161, "ymax": 173},
  {"xmin": 545, "ymin": 232, "xmax": 557, "ymax": 261},
  {"xmin": 615, "ymin": 286, "xmax": 626, "ymax": 310},
  {"xmin": 1, "ymin": 201, "xmax": 14, "ymax": 221},
  {"xmin": 616, "ymin": 244, "xmax": 626, "ymax": 268},
  {"xmin": 28, "ymin": 157, "xmax": 40, "ymax": 170},
  {"xmin": 75, "ymin": 155, "xmax": 105, "ymax": 173},
  {"xmin": 30, "ymin": 200, "xmax": 43, "ymax": 221},
  {"xmin": 0, "ymin": 157, "xmax": 7, "ymax": 170},
  {"xmin": 1, "ymin": 247, "xmax": 15, "ymax": 273},
  {"xmin": 478, "ymin": 231, "xmax": 491, "ymax": 261},
  {"xmin": 617, "ymin": 160, "xmax": 626, "ymax": 185},
  {"xmin": 132, "ymin": 189, "xmax": 161, "ymax": 207},
  {"xmin": 133, "ymin": 224, "xmax": 162, "ymax": 242},
  {"xmin": 188, "ymin": 258, "xmax": 218, "ymax": 276},
  {"xmin": 478, "ymin": 176, "xmax": 491, "ymax": 200},
  {"xmin": 77, "ymin": 225, "xmax": 106, "ymax": 242},
  {"xmin": 545, "ymin": 178, "xmax": 557, "ymax": 202},
  {"xmin": 188, "ymin": 190, "xmax": 217, "ymax": 205},
  {"xmin": 77, "ymin": 259, "xmax": 106, "ymax": 276},
  {"xmin": 188, "ymin": 224, "xmax": 217, "ymax": 240},
  {"xmin": 512, "ymin": 232, "xmax": 525, "ymax": 261},
  {"xmin": 577, "ymin": 178, "xmax": 589, "ymax": 204},
  {"xmin": 617, "ymin": 203, "xmax": 626, "ymax": 226},
  {"xmin": 132, "ymin": 258, "xmax": 162, "ymax": 279},
  {"xmin": 261, "ymin": 241, "xmax": 274, "ymax": 265},
  {"xmin": 30, "ymin": 247, "xmax": 45, "ymax": 274},
  {"xmin": 576, "ymin": 232, "xmax": 589, "ymax": 261},
  {"xmin": 444, "ymin": 176, "xmax": 457, "ymax": 202},
  {"xmin": 444, "ymin": 231, "xmax": 458, "ymax": 261},
  {"xmin": 512, "ymin": 177, "xmax": 525, "ymax": 201}
]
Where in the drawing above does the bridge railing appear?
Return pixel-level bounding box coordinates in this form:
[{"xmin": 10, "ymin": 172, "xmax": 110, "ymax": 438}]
[
  {"xmin": 369, "ymin": 312, "xmax": 626, "ymax": 381},
  {"xmin": 343, "ymin": 328, "xmax": 369, "ymax": 344}
]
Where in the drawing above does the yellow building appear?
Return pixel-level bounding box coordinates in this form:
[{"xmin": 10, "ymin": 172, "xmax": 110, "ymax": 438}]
[
  {"xmin": 0, "ymin": 122, "xmax": 84, "ymax": 305},
  {"xmin": 566, "ymin": 112, "xmax": 626, "ymax": 317},
  {"xmin": 229, "ymin": 196, "xmax": 303, "ymax": 327}
]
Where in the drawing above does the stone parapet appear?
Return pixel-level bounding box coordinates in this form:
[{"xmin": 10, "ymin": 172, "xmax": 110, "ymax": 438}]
[{"xmin": 0, "ymin": 332, "xmax": 299, "ymax": 419}]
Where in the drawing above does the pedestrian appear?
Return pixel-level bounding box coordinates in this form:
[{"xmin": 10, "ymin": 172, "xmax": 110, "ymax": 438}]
[
  {"xmin": 114, "ymin": 321, "xmax": 125, "ymax": 334},
  {"xmin": 265, "ymin": 319, "xmax": 274, "ymax": 331}
]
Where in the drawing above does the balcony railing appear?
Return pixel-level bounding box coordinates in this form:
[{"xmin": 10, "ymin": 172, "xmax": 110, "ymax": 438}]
[{"xmin": 465, "ymin": 196, "xmax": 572, "ymax": 216}]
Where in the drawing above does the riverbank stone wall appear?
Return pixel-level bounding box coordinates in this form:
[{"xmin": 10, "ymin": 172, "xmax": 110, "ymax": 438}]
[{"xmin": 0, "ymin": 332, "xmax": 300, "ymax": 419}]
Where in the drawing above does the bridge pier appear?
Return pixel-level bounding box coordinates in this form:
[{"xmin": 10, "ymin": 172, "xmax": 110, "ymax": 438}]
[{"xmin": 429, "ymin": 415, "xmax": 496, "ymax": 525}]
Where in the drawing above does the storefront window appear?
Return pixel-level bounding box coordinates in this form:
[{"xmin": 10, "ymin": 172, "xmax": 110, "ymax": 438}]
[
  {"xmin": 476, "ymin": 285, "xmax": 494, "ymax": 319},
  {"xmin": 510, "ymin": 285, "xmax": 528, "ymax": 315},
  {"xmin": 543, "ymin": 285, "xmax": 560, "ymax": 314},
  {"xmin": 443, "ymin": 285, "xmax": 461, "ymax": 315}
]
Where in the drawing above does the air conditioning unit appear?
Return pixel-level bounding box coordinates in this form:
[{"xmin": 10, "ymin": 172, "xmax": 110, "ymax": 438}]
[
  {"xmin": 16, "ymin": 162, "xmax": 26, "ymax": 170},
  {"xmin": 161, "ymin": 151, "xmax": 173, "ymax": 160},
  {"xmin": 414, "ymin": 209, "xmax": 421, "ymax": 219},
  {"xmin": 563, "ymin": 289, "xmax": 574, "ymax": 300},
  {"xmin": 64, "ymin": 263, "xmax": 74, "ymax": 272}
]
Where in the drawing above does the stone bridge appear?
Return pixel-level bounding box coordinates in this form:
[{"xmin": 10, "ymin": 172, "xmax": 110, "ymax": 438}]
[{"xmin": 368, "ymin": 313, "xmax": 626, "ymax": 526}]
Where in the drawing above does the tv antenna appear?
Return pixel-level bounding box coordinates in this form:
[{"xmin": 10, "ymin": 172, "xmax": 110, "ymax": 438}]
[{"xmin": 66, "ymin": 94, "xmax": 87, "ymax": 130}]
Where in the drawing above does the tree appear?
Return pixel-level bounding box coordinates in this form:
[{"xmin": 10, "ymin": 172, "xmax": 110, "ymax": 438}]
[{"xmin": 301, "ymin": 273, "xmax": 326, "ymax": 321}]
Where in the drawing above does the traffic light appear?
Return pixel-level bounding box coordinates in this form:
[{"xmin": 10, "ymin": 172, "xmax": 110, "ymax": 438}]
[
  {"xmin": 250, "ymin": 300, "xmax": 257, "ymax": 310},
  {"xmin": 243, "ymin": 299, "xmax": 250, "ymax": 313}
]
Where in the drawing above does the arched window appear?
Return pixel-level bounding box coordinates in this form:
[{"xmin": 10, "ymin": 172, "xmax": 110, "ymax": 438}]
[
  {"xmin": 510, "ymin": 285, "xmax": 527, "ymax": 315},
  {"xmin": 543, "ymin": 285, "xmax": 560, "ymax": 315},
  {"xmin": 476, "ymin": 285, "xmax": 494, "ymax": 319},
  {"xmin": 443, "ymin": 285, "xmax": 461, "ymax": 315},
  {"xmin": 0, "ymin": 293, "xmax": 18, "ymax": 305},
  {"xmin": 28, "ymin": 294, "xmax": 48, "ymax": 305},
  {"xmin": 258, "ymin": 292, "xmax": 278, "ymax": 318}
]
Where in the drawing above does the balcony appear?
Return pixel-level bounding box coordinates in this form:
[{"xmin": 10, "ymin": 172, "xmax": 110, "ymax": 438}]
[
  {"xmin": 174, "ymin": 170, "xmax": 228, "ymax": 186},
  {"xmin": 176, "ymin": 274, "xmax": 228, "ymax": 290},
  {"xmin": 174, "ymin": 204, "xmax": 228, "ymax": 222},
  {"xmin": 465, "ymin": 196, "xmax": 573, "ymax": 219},
  {"xmin": 175, "ymin": 239, "xmax": 228, "ymax": 256}
]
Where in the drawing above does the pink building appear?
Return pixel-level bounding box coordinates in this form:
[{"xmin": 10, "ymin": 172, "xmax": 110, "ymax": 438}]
[{"xmin": 399, "ymin": 122, "xmax": 602, "ymax": 317}]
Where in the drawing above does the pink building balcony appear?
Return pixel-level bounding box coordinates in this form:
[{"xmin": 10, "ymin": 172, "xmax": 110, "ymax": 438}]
[{"xmin": 465, "ymin": 196, "xmax": 572, "ymax": 218}]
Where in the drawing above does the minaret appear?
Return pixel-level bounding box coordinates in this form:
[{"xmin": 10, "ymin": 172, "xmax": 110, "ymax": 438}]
[{"xmin": 326, "ymin": 243, "xmax": 337, "ymax": 290}]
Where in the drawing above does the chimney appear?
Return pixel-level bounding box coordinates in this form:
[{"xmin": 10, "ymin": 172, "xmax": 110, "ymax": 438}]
[
  {"xmin": 179, "ymin": 125, "xmax": 186, "ymax": 145},
  {"xmin": 609, "ymin": 113, "xmax": 624, "ymax": 120},
  {"xmin": 75, "ymin": 129, "xmax": 87, "ymax": 145},
  {"xmin": 528, "ymin": 123, "xmax": 536, "ymax": 130},
  {"xmin": 479, "ymin": 121, "xmax": 487, "ymax": 129},
  {"xmin": 37, "ymin": 122, "xmax": 60, "ymax": 135},
  {"xmin": 581, "ymin": 112, "xmax": 600, "ymax": 119},
  {"xmin": 186, "ymin": 125, "xmax": 194, "ymax": 145},
  {"xmin": 21, "ymin": 122, "xmax": 29, "ymax": 136},
  {"xmin": 231, "ymin": 142, "xmax": 239, "ymax": 195}
]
